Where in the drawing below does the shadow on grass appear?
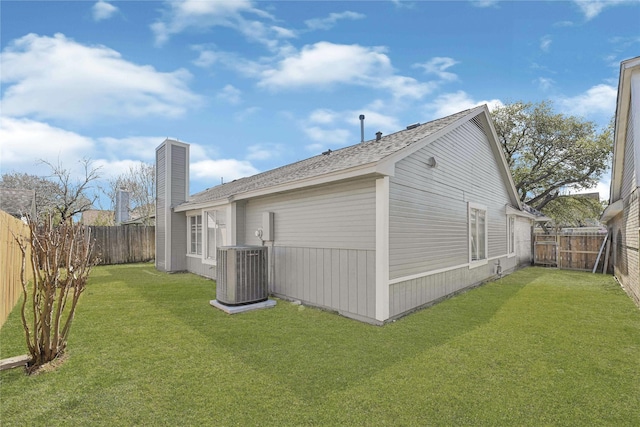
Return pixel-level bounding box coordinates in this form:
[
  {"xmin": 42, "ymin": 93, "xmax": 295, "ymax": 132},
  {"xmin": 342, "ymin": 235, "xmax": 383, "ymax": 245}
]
[{"xmin": 117, "ymin": 263, "xmax": 535, "ymax": 403}]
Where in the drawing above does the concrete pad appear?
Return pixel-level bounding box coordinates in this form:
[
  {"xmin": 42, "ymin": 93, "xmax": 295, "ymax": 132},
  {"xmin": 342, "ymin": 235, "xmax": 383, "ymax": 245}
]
[{"xmin": 210, "ymin": 299, "xmax": 276, "ymax": 314}]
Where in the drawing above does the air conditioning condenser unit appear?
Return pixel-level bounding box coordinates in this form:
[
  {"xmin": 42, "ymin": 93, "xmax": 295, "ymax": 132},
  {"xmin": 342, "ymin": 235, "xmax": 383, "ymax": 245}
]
[{"xmin": 216, "ymin": 246, "xmax": 268, "ymax": 306}]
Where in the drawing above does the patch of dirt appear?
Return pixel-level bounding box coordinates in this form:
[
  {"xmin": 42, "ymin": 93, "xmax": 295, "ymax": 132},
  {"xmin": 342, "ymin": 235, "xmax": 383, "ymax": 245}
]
[{"xmin": 25, "ymin": 352, "xmax": 69, "ymax": 376}]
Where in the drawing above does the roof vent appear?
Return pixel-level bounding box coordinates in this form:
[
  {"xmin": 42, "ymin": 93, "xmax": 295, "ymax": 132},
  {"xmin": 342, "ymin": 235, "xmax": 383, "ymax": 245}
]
[
  {"xmin": 359, "ymin": 114, "xmax": 365, "ymax": 143},
  {"xmin": 406, "ymin": 123, "xmax": 421, "ymax": 130},
  {"xmin": 376, "ymin": 131, "xmax": 382, "ymax": 141}
]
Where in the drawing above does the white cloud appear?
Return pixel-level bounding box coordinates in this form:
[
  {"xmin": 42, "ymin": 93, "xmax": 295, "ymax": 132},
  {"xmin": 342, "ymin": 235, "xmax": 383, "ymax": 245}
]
[
  {"xmin": 0, "ymin": 117, "xmax": 95, "ymax": 173},
  {"xmin": 303, "ymin": 127, "xmax": 351, "ymax": 146},
  {"xmin": 305, "ymin": 11, "xmax": 365, "ymax": 31},
  {"xmin": 345, "ymin": 110, "xmax": 401, "ymax": 134},
  {"xmin": 258, "ymin": 42, "xmax": 434, "ymax": 99},
  {"xmin": 260, "ymin": 42, "xmax": 390, "ymax": 88},
  {"xmin": 92, "ymin": 159, "xmax": 148, "ymax": 181},
  {"xmin": 151, "ymin": 0, "xmax": 286, "ymax": 49},
  {"xmin": 556, "ymin": 84, "xmax": 617, "ymax": 119},
  {"xmin": 192, "ymin": 49, "xmax": 218, "ymax": 67},
  {"xmin": 303, "ymin": 108, "xmax": 400, "ymax": 148},
  {"xmin": 424, "ymin": 91, "xmax": 503, "ymax": 118},
  {"xmin": 471, "ymin": 0, "xmax": 500, "ymax": 7},
  {"xmin": 414, "ymin": 57, "xmax": 459, "ymax": 82},
  {"xmin": 572, "ymin": 0, "xmax": 637, "ymax": 20},
  {"xmin": 234, "ymin": 106, "xmax": 261, "ymax": 122},
  {"xmin": 92, "ymin": 1, "xmax": 118, "ymax": 21},
  {"xmin": 217, "ymin": 84, "xmax": 242, "ymax": 105},
  {"xmin": 96, "ymin": 136, "xmax": 164, "ymax": 163},
  {"xmin": 271, "ymin": 26, "xmax": 297, "ymax": 39},
  {"xmin": 540, "ymin": 35, "xmax": 552, "ymax": 52},
  {"xmin": 1, "ymin": 33, "xmax": 202, "ymax": 123},
  {"xmin": 535, "ymin": 77, "xmax": 555, "ymax": 91},
  {"xmin": 190, "ymin": 159, "xmax": 259, "ymax": 182},
  {"xmin": 308, "ymin": 109, "xmax": 340, "ymax": 125},
  {"xmin": 246, "ymin": 143, "xmax": 284, "ymax": 161}
]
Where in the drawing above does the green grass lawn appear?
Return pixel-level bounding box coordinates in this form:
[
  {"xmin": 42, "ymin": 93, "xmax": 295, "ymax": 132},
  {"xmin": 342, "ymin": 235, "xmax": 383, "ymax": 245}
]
[{"xmin": 1, "ymin": 264, "xmax": 639, "ymax": 426}]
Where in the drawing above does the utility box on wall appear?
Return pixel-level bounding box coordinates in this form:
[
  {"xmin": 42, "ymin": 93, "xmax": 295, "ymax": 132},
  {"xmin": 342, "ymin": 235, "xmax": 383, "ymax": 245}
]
[{"xmin": 262, "ymin": 212, "xmax": 274, "ymax": 241}]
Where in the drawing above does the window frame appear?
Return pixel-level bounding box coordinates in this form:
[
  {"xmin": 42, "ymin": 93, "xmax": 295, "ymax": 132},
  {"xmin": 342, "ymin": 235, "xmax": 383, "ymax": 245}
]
[
  {"xmin": 187, "ymin": 214, "xmax": 202, "ymax": 256},
  {"xmin": 203, "ymin": 209, "xmax": 227, "ymax": 265},
  {"xmin": 507, "ymin": 215, "xmax": 516, "ymax": 258},
  {"xmin": 468, "ymin": 202, "xmax": 488, "ymax": 268}
]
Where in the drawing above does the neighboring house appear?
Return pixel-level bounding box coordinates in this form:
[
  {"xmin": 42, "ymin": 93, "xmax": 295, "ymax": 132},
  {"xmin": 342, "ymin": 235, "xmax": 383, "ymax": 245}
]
[
  {"xmin": 0, "ymin": 188, "xmax": 36, "ymax": 220},
  {"xmin": 156, "ymin": 105, "xmax": 536, "ymax": 324},
  {"xmin": 601, "ymin": 56, "xmax": 640, "ymax": 306},
  {"xmin": 81, "ymin": 209, "xmax": 115, "ymax": 226},
  {"xmin": 124, "ymin": 204, "xmax": 156, "ymax": 226}
]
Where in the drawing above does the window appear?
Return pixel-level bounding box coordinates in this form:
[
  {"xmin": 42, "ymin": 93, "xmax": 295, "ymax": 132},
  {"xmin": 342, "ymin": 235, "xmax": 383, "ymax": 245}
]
[
  {"xmin": 204, "ymin": 210, "xmax": 226, "ymax": 263},
  {"xmin": 469, "ymin": 203, "xmax": 487, "ymax": 265},
  {"xmin": 507, "ymin": 215, "xmax": 516, "ymax": 256},
  {"xmin": 188, "ymin": 215, "xmax": 202, "ymax": 255}
]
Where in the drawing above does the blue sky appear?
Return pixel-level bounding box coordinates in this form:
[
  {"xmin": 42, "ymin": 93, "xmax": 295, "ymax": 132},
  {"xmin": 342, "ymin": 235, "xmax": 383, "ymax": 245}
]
[{"xmin": 2, "ymin": 0, "xmax": 639, "ymax": 207}]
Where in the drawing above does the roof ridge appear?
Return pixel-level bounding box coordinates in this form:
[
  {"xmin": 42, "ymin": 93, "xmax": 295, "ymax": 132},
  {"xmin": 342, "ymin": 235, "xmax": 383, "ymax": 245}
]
[{"xmin": 183, "ymin": 107, "xmax": 479, "ymax": 205}]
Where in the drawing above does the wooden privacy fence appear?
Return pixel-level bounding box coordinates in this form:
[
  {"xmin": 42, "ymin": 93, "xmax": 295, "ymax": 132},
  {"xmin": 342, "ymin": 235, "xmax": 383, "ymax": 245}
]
[
  {"xmin": 89, "ymin": 226, "xmax": 155, "ymax": 265},
  {"xmin": 534, "ymin": 232, "xmax": 608, "ymax": 272},
  {"xmin": 0, "ymin": 210, "xmax": 33, "ymax": 328}
]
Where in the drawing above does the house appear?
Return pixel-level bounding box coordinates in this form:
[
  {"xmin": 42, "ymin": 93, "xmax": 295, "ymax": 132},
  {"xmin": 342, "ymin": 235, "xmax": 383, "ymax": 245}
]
[
  {"xmin": 0, "ymin": 188, "xmax": 36, "ymax": 220},
  {"xmin": 81, "ymin": 209, "xmax": 115, "ymax": 226},
  {"xmin": 155, "ymin": 105, "xmax": 536, "ymax": 324},
  {"xmin": 601, "ymin": 56, "xmax": 640, "ymax": 306}
]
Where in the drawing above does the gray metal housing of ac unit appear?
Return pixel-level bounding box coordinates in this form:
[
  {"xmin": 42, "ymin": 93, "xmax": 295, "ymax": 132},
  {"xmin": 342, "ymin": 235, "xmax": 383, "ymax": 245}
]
[{"xmin": 216, "ymin": 246, "xmax": 268, "ymax": 306}]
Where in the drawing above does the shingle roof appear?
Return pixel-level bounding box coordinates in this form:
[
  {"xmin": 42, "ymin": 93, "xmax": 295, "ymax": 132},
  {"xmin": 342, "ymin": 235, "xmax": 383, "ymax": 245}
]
[
  {"xmin": 182, "ymin": 108, "xmax": 474, "ymax": 207},
  {"xmin": 0, "ymin": 188, "xmax": 36, "ymax": 217}
]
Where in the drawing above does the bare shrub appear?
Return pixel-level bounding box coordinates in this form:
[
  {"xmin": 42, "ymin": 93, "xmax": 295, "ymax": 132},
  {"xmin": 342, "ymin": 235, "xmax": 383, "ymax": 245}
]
[{"xmin": 16, "ymin": 218, "xmax": 97, "ymax": 374}]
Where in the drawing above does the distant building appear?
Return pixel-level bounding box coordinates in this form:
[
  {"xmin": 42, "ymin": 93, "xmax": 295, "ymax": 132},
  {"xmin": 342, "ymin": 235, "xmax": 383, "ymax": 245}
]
[
  {"xmin": 0, "ymin": 188, "xmax": 36, "ymax": 220},
  {"xmin": 81, "ymin": 209, "xmax": 115, "ymax": 226}
]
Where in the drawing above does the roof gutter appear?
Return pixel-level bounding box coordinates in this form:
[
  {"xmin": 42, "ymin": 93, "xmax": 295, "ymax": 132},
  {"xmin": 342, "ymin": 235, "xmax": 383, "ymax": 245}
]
[
  {"xmin": 175, "ymin": 162, "xmax": 388, "ymax": 212},
  {"xmin": 600, "ymin": 199, "xmax": 624, "ymax": 223}
]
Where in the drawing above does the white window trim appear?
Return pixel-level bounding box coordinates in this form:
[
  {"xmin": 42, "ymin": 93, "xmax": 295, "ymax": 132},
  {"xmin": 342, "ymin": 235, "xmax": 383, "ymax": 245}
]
[
  {"xmin": 203, "ymin": 210, "xmax": 218, "ymax": 266},
  {"xmin": 468, "ymin": 202, "xmax": 488, "ymax": 269},
  {"xmin": 187, "ymin": 213, "xmax": 203, "ymax": 256},
  {"xmin": 507, "ymin": 215, "xmax": 516, "ymax": 258}
]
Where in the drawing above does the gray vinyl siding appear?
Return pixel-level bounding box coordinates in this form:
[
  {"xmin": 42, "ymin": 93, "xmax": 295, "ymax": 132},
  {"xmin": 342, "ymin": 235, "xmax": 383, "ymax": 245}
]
[
  {"xmin": 155, "ymin": 145, "xmax": 166, "ymax": 269},
  {"xmin": 186, "ymin": 256, "xmax": 216, "ymax": 280},
  {"xmin": 240, "ymin": 178, "xmax": 377, "ymax": 320},
  {"xmin": 242, "ymin": 178, "xmax": 376, "ymax": 250},
  {"xmin": 389, "ymin": 120, "xmax": 511, "ymax": 279},
  {"xmin": 389, "ymin": 255, "xmax": 517, "ymax": 318},
  {"xmin": 170, "ymin": 145, "xmax": 188, "ymax": 270},
  {"xmin": 271, "ymin": 247, "xmax": 376, "ymax": 320},
  {"xmin": 621, "ymin": 99, "xmax": 636, "ymax": 199},
  {"xmin": 235, "ymin": 201, "xmax": 246, "ymax": 245}
]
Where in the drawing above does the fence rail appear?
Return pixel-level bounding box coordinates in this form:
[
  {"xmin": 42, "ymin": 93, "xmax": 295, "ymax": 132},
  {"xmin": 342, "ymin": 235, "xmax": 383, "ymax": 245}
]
[
  {"xmin": 0, "ymin": 211, "xmax": 33, "ymax": 328},
  {"xmin": 90, "ymin": 226, "xmax": 155, "ymax": 265},
  {"xmin": 534, "ymin": 232, "xmax": 607, "ymax": 272}
]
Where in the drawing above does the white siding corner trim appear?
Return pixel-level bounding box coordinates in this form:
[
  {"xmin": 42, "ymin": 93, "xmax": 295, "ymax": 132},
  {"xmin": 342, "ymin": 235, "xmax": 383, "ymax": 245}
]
[{"xmin": 376, "ymin": 176, "xmax": 390, "ymax": 321}]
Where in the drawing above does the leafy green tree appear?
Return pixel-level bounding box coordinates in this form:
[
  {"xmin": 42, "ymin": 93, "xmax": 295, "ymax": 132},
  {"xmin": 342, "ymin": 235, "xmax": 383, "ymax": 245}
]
[
  {"xmin": 491, "ymin": 101, "xmax": 613, "ymax": 216},
  {"xmin": 542, "ymin": 195, "xmax": 605, "ymax": 228}
]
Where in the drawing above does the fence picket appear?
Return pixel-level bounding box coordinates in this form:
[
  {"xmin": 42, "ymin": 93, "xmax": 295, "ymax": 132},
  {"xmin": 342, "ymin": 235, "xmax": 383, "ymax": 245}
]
[
  {"xmin": 89, "ymin": 226, "xmax": 155, "ymax": 265},
  {"xmin": 0, "ymin": 211, "xmax": 33, "ymax": 328}
]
